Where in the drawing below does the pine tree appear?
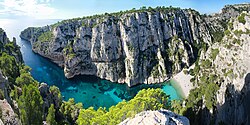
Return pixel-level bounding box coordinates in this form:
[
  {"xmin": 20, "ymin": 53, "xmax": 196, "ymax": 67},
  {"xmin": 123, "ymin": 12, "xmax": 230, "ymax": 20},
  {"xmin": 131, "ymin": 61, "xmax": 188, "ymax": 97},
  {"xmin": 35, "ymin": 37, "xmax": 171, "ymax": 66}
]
[
  {"xmin": 46, "ymin": 104, "xmax": 57, "ymax": 125},
  {"xmin": 18, "ymin": 84, "xmax": 43, "ymax": 125}
]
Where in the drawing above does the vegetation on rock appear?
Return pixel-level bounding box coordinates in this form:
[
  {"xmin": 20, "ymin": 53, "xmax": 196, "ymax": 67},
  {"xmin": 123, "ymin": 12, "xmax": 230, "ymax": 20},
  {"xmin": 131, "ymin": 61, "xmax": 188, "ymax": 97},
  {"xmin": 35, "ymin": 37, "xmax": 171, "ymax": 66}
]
[
  {"xmin": 38, "ymin": 31, "xmax": 54, "ymax": 42},
  {"xmin": 77, "ymin": 88, "xmax": 170, "ymax": 125},
  {"xmin": 63, "ymin": 42, "xmax": 76, "ymax": 59},
  {"xmin": 59, "ymin": 98, "xmax": 82, "ymax": 124},
  {"xmin": 18, "ymin": 84, "xmax": 43, "ymax": 125},
  {"xmin": 46, "ymin": 104, "xmax": 57, "ymax": 125},
  {"xmin": 238, "ymin": 13, "xmax": 246, "ymax": 24},
  {"xmin": 0, "ymin": 52, "xmax": 20, "ymax": 83}
]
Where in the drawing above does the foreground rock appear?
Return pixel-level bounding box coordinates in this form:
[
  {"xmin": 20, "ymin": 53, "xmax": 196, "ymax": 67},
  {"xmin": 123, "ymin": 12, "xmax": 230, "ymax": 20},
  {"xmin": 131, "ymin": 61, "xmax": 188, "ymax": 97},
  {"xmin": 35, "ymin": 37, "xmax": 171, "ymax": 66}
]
[
  {"xmin": 0, "ymin": 99, "xmax": 21, "ymax": 125},
  {"xmin": 119, "ymin": 109, "xmax": 189, "ymax": 125}
]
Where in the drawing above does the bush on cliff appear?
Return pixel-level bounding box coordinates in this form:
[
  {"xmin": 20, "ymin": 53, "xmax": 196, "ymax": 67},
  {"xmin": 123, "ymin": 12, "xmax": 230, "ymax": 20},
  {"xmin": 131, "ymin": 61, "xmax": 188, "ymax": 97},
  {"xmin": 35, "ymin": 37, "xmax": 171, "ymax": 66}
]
[{"xmin": 77, "ymin": 88, "xmax": 170, "ymax": 125}]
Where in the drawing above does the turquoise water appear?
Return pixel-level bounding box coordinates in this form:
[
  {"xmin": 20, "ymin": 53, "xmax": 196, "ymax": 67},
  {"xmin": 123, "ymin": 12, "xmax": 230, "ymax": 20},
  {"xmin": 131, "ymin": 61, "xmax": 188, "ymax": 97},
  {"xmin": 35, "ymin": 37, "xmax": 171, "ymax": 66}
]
[
  {"xmin": 20, "ymin": 38, "xmax": 182, "ymax": 109},
  {"xmin": 1, "ymin": 19, "xmax": 182, "ymax": 109}
]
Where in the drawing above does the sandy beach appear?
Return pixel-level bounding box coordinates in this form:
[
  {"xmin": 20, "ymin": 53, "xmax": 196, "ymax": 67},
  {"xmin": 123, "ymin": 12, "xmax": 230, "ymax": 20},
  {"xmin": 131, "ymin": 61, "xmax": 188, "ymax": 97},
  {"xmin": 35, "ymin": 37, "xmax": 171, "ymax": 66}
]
[{"xmin": 171, "ymin": 67, "xmax": 194, "ymax": 98}]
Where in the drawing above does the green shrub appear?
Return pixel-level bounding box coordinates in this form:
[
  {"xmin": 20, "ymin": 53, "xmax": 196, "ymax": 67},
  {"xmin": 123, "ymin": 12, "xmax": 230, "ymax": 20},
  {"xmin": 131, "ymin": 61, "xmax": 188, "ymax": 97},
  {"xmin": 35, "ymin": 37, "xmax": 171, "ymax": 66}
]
[
  {"xmin": 18, "ymin": 84, "xmax": 43, "ymax": 125},
  {"xmin": 151, "ymin": 64, "xmax": 160, "ymax": 78},
  {"xmin": 224, "ymin": 30, "xmax": 230, "ymax": 36},
  {"xmin": 204, "ymin": 83, "xmax": 219, "ymax": 109},
  {"xmin": 201, "ymin": 59, "xmax": 212, "ymax": 68},
  {"xmin": 0, "ymin": 52, "xmax": 20, "ymax": 83},
  {"xmin": 234, "ymin": 30, "xmax": 244, "ymax": 36},
  {"xmin": 232, "ymin": 38, "xmax": 241, "ymax": 45},
  {"xmin": 171, "ymin": 100, "xmax": 184, "ymax": 115},
  {"xmin": 228, "ymin": 22, "xmax": 233, "ymax": 30},
  {"xmin": 246, "ymin": 29, "xmax": 250, "ymax": 34},
  {"xmin": 81, "ymin": 21, "xmax": 86, "ymax": 27},
  {"xmin": 179, "ymin": 48, "xmax": 184, "ymax": 54},
  {"xmin": 225, "ymin": 43, "xmax": 233, "ymax": 49},
  {"xmin": 4, "ymin": 42, "xmax": 16, "ymax": 52},
  {"xmin": 211, "ymin": 48, "xmax": 219, "ymax": 60},
  {"xmin": 225, "ymin": 69, "xmax": 233, "ymax": 77},
  {"xmin": 0, "ymin": 89, "xmax": 4, "ymax": 100},
  {"xmin": 77, "ymin": 88, "xmax": 170, "ymax": 125},
  {"xmin": 68, "ymin": 54, "xmax": 76, "ymax": 59},
  {"xmin": 212, "ymin": 31, "xmax": 224, "ymax": 43},
  {"xmin": 189, "ymin": 69, "xmax": 194, "ymax": 76},
  {"xmin": 190, "ymin": 77, "xmax": 195, "ymax": 83},
  {"xmin": 15, "ymin": 70, "xmax": 38, "ymax": 86},
  {"xmin": 63, "ymin": 43, "xmax": 76, "ymax": 59},
  {"xmin": 50, "ymin": 86, "xmax": 62, "ymax": 102},
  {"xmin": 46, "ymin": 104, "xmax": 57, "ymax": 125},
  {"xmin": 38, "ymin": 31, "xmax": 54, "ymax": 42},
  {"xmin": 0, "ymin": 106, "xmax": 2, "ymax": 120},
  {"xmin": 183, "ymin": 69, "xmax": 188, "ymax": 74},
  {"xmin": 238, "ymin": 13, "xmax": 246, "ymax": 24},
  {"xmin": 60, "ymin": 98, "xmax": 82, "ymax": 123},
  {"xmin": 193, "ymin": 64, "xmax": 200, "ymax": 75}
]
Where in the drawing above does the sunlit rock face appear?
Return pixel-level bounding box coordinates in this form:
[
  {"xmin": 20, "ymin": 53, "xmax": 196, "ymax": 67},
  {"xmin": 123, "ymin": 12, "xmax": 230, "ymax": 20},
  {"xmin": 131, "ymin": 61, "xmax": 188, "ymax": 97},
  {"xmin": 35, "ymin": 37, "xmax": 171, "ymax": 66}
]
[
  {"xmin": 192, "ymin": 4, "xmax": 250, "ymax": 124},
  {"xmin": 20, "ymin": 8, "xmax": 212, "ymax": 87},
  {"xmin": 119, "ymin": 109, "xmax": 190, "ymax": 125}
]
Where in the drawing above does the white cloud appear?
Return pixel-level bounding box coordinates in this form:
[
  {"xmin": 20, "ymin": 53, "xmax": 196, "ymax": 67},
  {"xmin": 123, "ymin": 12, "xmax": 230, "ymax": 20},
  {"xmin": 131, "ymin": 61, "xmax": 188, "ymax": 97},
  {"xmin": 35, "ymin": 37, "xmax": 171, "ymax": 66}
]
[{"xmin": 0, "ymin": 0, "xmax": 56, "ymax": 19}]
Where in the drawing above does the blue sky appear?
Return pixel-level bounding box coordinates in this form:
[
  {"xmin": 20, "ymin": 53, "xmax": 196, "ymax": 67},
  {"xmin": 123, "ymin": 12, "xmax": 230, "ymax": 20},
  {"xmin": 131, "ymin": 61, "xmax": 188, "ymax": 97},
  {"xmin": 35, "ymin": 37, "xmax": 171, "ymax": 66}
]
[{"xmin": 0, "ymin": 0, "xmax": 250, "ymax": 19}]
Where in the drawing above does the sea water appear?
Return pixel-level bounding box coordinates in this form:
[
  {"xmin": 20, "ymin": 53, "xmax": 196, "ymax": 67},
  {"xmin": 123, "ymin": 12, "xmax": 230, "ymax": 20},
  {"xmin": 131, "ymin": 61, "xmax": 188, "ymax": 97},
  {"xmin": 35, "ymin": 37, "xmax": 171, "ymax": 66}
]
[{"xmin": 1, "ymin": 19, "xmax": 182, "ymax": 109}]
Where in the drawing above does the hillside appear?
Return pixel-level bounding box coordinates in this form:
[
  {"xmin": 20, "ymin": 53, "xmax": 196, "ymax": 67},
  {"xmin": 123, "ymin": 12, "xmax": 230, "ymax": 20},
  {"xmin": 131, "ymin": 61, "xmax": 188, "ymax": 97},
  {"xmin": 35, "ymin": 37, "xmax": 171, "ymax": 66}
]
[
  {"xmin": 173, "ymin": 4, "xmax": 250, "ymax": 125},
  {"xmin": 20, "ymin": 3, "xmax": 250, "ymax": 125}
]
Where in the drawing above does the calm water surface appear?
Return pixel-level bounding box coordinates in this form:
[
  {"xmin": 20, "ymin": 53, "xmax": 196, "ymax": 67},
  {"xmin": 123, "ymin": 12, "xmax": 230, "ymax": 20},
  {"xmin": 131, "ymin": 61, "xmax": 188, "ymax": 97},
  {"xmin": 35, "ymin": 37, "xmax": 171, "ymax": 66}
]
[{"xmin": 1, "ymin": 19, "xmax": 182, "ymax": 109}]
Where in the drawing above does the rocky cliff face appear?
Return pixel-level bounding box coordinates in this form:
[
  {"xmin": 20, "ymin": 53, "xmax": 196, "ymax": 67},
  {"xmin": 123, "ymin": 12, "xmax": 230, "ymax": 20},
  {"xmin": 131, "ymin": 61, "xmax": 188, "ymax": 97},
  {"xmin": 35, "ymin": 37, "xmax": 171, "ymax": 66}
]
[
  {"xmin": 210, "ymin": 11, "xmax": 250, "ymax": 125},
  {"xmin": 0, "ymin": 28, "xmax": 22, "ymax": 63},
  {"xmin": 119, "ymin": 109, "xmax": 190, "ymax": 125},
  {"xmin": 20, "ymin": 7, "xmax": 212, "ymax": 86},
  {"xmin": 187, "ymin": 5, "xmax": 250, "ymax": 124},
  {"xmin": 0, "ymin": 28, "xmax": 23, "ymax": 125},
  {"xmin": 0, "ymin": 70, "xmax": 22, "ymax": 125}
]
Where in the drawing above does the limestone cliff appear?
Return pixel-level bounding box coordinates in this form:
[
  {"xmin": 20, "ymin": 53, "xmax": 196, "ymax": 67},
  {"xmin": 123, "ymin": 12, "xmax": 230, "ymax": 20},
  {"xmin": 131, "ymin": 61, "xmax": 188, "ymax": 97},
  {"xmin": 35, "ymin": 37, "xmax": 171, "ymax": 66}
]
[
  {"xmin": 207, "ymin": 11, "xmax": 250, "ymax": 125},
  {"xmin": 185, "ymin": 4, "xmax": 250, "ymax": 125},
  {"xmin": 0, "ymin": 28, "xmax": 23, "ymax": 125},
  {"xmin": 0, "ymin": 28, "xmax": 22, "ymax": 63},
  {"xmin": 20, "ymin": 7, "xmax": 212, "ymax": 86}
]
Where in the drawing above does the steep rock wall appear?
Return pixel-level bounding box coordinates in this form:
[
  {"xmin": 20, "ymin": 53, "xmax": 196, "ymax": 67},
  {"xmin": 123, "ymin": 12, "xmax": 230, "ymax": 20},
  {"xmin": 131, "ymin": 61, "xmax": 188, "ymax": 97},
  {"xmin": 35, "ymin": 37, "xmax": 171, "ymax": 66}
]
[
  {"xmin": 20, "ymin": 8, "xmax": 211, "ymax": 86},
  {"xmin": 212, "ymin": 12, "xmax": 250, "ymax": 125},
  {"xmin": 189, "ymin": 8, "xmax": 250, "ymax": 124},
  {"xmin": 0, "ymin": 28, "xmax": 23, "ymax": 125}
]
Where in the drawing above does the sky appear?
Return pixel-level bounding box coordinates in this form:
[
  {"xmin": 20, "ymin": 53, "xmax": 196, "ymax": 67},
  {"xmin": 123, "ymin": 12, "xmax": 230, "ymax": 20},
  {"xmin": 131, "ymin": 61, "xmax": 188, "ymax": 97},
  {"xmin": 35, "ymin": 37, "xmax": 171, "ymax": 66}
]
[{"xmin": 0, "ymin": 0, "xmax": 250, "ymax": 20}]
